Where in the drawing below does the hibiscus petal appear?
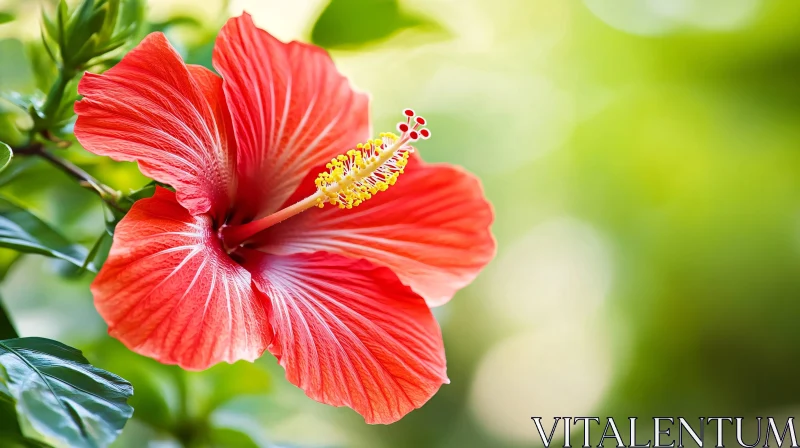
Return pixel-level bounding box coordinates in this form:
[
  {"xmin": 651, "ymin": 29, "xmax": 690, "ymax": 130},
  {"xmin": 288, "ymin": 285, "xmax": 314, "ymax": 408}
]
[
  {"xmin": 213, "ymin": 13, "xmax": 370, "ymax": 221},
  {"xmin": 241, "ymin": 250, "xmax": 448, "ymax": 424},
  {"xmin": 253, "ymin": 157, "xmax": 496, "ymax": 306},
  {"xmin": 92, "ymin": 188, "xmax": 270, "ymax": 370},
  {"xmin": 75, "ymin": 33, "xmax": 237, "ymax": 220}
]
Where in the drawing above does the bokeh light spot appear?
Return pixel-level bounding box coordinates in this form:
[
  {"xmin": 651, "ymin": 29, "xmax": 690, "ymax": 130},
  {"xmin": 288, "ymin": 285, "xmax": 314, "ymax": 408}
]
[
  {"xmin": 485, "ymin": 218, "xmax": 614, "ymax": 328},
  {"xmin": 469, "ymin": 319, "xmax": 614, "ymax": 444}
]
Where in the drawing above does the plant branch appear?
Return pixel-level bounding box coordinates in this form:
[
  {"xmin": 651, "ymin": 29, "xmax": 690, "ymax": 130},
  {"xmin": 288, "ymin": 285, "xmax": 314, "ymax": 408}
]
[{"xmin": 14, "ymin": 142, "xmax": 124, "ymax": 213}]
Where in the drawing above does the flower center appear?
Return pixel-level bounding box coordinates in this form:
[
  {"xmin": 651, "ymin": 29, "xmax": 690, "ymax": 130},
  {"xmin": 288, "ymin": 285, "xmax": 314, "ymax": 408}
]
[{"xmin": 220, "ymin": 109, "xmax": 430, "ymax": 251}]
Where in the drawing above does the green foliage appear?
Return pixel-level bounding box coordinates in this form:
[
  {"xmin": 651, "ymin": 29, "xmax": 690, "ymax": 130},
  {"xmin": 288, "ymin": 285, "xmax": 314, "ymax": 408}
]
[
  {"xmin": 311, "ymin": 0, "xmax": 437, "ymax": 49},
  {"xmin": 0, "ymin": 196, "xmax": 93, "ymax": 271},
  {"xmin": 34, "ymin": 0, "xmax": 144, "ymax": 131},
  {"xmin": 88, "ymin": 338, "xmax": 278, "ymax": 447},
  {"xmin": 0, "ymin": 369, "xmax": 54, "ymax": 448},
  {"xmin": 1, "ymin": 1, "xmax": 289, "ymax": 447},
  {"xmin": 41, "ymin": 0, "xmax": 142, "ymax": 70},
  {"xmin": 0, "ymin": 338, "xmax": 133, "ymax": 448}
]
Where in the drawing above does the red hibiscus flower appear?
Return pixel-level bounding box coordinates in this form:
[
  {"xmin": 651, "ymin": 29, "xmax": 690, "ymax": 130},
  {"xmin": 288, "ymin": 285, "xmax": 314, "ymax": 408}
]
[{"xmin": 74, "ymin": 14, "xmax": 494, "ymax": 424}]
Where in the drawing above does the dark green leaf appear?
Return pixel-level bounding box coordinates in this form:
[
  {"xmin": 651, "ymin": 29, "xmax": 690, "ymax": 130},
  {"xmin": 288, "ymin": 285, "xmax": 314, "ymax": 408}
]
[
  {"xmin": 84, "ymin": 338, "xmax": 177, "ymax": 432},
  {"xmin": 0, "ymin": 12, "xmax": 13, "ymax": 25},
  {"xmin": 0, "ymin": 296, "xmax": 17, "ymax": 340},
  {"xmin": 0, "ymin": 196, "xmax": 93, "ymax": 271},
  {"xmin": 79, "ymin": 230, "xmax": 109, "ymax": 273},
  {"xmin": 0, "ymin": 365, "xmax": 52, "ymax": 448},
  {"xmin": 0, "ymin": 392, "xmax": 54, "ymax": 447},
  {"xmin": 0, "ymin": 337, "xmax": 133, "ymax": 448},
  {"xmin": 0, "ymin": 363, "xmax": 21, "ymax": 428},
  {"xmin": 311, "ymin": 0, "xmax": 437, "ymax": 49},
  {"xmin": 0, "ymin": 142, "xmax": 13, "ymax": 173}
]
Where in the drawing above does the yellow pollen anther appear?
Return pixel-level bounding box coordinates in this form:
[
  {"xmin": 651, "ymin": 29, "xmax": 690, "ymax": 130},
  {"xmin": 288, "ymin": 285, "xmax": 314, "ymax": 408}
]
[{"xmin": 315, "ymin": 132, "xmax": 415, "ymax": 209}]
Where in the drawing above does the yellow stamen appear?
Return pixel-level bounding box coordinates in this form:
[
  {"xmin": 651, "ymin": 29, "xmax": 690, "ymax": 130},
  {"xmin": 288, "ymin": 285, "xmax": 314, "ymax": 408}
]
[
  {"xmin": 220, "ymin": 110, "xmax": 430, "ymax": 251},
  {"xmin": 315, "ymin": 132, "xmax": 413, "ymax": 209}
]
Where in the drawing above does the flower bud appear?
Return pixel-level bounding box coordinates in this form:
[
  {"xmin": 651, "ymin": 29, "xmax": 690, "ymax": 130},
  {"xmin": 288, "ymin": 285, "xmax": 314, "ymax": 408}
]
[{"xmin": 41, "ymin": 0, "xmax": 143, "ymax": 71}]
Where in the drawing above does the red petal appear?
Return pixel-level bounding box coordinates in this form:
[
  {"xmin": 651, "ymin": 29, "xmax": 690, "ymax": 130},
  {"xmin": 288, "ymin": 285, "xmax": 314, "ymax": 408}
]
[
  {"xmin": 254, "ymin": 157, "xmax": 496, "ymax": 306},
  {"xmin": 92, "ymin": 188, "xmax": 270, "ymax": 370},
  {"xmin": 75, "ymin": 33, "xmax": 237, "ymax": 220},
  {"xmin": 241, "ymin": 250, "xmax": 448, "ymax": 424},
  {"xmin": 213, "ymin": 14, "xmax": 370, "ymax": 222}
]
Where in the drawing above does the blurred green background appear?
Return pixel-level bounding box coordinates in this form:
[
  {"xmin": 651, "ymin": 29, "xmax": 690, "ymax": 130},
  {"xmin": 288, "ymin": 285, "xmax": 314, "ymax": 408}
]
[{"xmin": 2, "ymin": 0, "xmax": 800, "ymax": 447}]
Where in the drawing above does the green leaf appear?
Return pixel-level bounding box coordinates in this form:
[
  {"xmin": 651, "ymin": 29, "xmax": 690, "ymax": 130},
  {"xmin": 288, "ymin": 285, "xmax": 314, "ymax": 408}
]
[
  {"xmin": 0, "ymin": 196, "xmax": 93, "ymax": 271},
  {"xmin": 0, "ymin": 12, "xmax": 14, "ymax": 25},
  {"xmin": 79, "ymin": 230, "xmax": 109, "ymax": 273},
  {"xmin": 0, "ymin": 365, "xmax": 52, "ymax": 448},
  {"xmin": 310, "ymin": 0, "xmax": 437, "ymax": 49},
  {"xmin": 0, "ymin": 142, "xmax": 13, "ymax": 174},
  {"xmin": 0, "ymin": 337, "xmax": 133, "ymax": 448},
  {"xmin": 84, "ymin": 339, "xmax": 177, "ymax": 433},
  {"xmin": 0, "ymin": 297, "xmax": 17, "ymax": 340}
]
